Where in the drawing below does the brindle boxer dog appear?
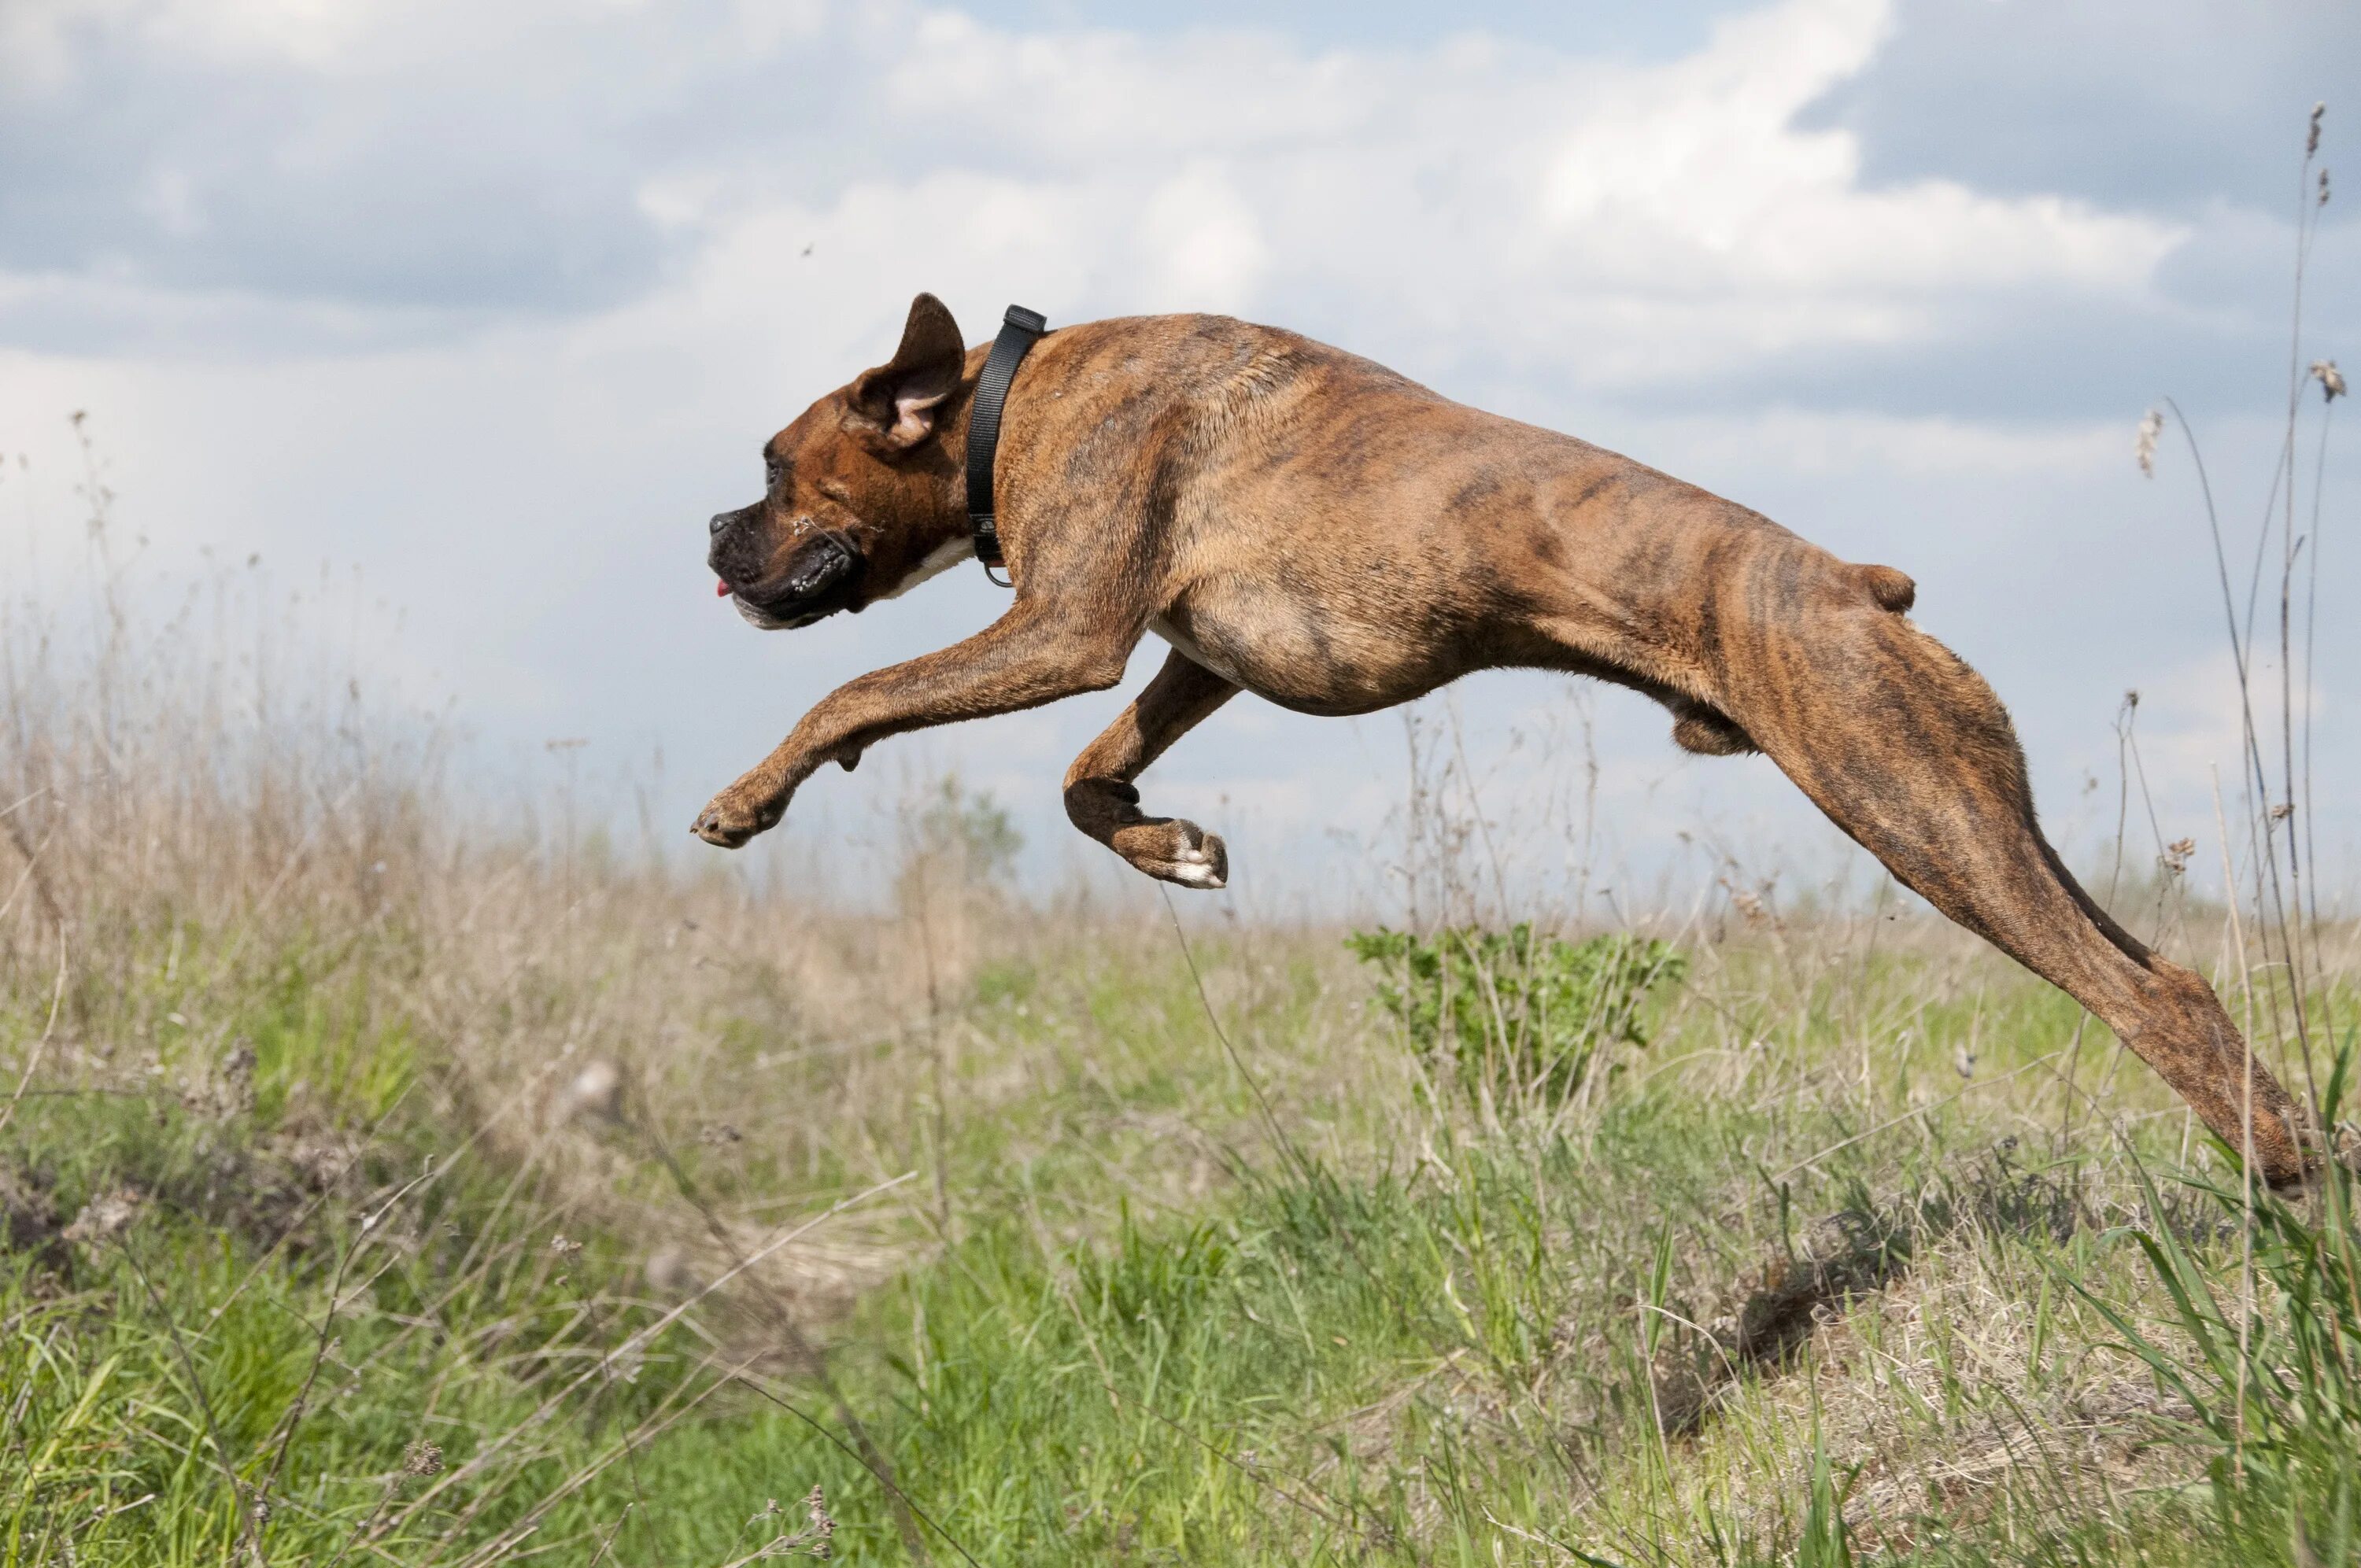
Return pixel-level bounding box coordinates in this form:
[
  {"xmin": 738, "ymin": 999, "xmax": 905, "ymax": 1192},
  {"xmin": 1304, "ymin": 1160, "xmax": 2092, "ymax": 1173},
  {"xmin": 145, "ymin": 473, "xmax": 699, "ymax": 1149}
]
[{"xmin": 696, "ymin": 293, "xmax": 2313, "ymax": 1188}]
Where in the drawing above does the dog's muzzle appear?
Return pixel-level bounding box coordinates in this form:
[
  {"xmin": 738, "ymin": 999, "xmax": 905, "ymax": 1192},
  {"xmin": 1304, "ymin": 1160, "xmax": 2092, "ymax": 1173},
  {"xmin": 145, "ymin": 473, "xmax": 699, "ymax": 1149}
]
[{"xmin": 719, "ymin": 529, "xmax": 864, "ymax": 630}]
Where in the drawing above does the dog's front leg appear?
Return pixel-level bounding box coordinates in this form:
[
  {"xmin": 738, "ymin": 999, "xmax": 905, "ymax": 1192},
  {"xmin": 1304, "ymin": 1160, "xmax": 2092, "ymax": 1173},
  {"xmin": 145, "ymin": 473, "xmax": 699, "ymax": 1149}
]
[
  {"xmin": 692, "ymin": 603, "xmax": 1136, "ymax": 848},
  {"xmin": 1063, "ymin": 649, "xmax": 1239, "ymax": 887}
]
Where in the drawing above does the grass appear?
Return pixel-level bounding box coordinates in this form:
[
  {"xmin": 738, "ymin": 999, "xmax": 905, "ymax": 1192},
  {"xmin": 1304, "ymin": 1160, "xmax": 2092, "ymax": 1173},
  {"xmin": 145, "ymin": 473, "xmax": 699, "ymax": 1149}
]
[{"xmin": 5, "ymin": 873, "xmax": 2356, "ymax": 1565}]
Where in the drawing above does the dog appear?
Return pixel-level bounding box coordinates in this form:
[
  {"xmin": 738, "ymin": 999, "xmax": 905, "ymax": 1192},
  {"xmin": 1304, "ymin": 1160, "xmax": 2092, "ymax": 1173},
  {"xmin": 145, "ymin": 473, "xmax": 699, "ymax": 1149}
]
[{"xmin": 696, "ymin": 293, "xmax": 2311, "ymax": 1188}]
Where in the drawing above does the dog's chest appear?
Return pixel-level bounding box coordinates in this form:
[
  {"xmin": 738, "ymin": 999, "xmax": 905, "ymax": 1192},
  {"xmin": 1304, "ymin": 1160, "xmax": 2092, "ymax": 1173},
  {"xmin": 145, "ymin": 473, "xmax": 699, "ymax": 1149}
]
[{"xmin": 878, "ymin": 537, "xmax": 972, "ymax": 600}]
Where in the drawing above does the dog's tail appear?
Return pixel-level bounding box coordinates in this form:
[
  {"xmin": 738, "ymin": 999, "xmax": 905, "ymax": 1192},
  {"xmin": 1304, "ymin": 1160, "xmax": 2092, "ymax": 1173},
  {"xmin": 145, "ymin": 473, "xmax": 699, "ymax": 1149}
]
[{"xmin": 1854, "ymin": 563, "xmax": 1916, "ymax": 614}]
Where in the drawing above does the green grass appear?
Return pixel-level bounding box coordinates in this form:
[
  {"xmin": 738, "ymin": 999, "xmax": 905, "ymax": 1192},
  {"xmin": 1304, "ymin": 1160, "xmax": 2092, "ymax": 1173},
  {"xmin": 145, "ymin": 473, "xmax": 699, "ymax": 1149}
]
[{"xmin": 3, "ymin": 911, "xmax": 2357, "ymax": 1566}]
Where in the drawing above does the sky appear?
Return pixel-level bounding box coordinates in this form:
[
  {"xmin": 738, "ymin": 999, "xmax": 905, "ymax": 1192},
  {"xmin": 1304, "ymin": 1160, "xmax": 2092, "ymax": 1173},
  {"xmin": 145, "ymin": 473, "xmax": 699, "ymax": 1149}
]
[{"xmin": 0, "ymin": 0, "xmax": 2355, "ymax": 921}]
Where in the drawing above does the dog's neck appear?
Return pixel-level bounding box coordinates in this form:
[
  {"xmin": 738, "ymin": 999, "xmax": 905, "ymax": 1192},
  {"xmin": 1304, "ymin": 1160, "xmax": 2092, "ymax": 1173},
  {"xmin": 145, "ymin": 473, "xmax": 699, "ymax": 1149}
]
[
  {"xmin": 961, "ymin": 306, "xmax": 1049, "ymax": 574},
  {"xmin": 905, "ymin": 345, "xmax": 1026, "ymax": 573},
  {"xmin": 920, "ymin": 390, "xmax": 987, "ymax": 559}
]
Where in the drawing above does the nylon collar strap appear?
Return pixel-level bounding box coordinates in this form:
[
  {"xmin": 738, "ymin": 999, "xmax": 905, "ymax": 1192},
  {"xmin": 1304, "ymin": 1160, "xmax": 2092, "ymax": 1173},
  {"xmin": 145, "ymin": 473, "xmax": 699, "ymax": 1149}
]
[{"xmin": 965, "ymin": 304, "xmax": 1047, "ymax": 584}]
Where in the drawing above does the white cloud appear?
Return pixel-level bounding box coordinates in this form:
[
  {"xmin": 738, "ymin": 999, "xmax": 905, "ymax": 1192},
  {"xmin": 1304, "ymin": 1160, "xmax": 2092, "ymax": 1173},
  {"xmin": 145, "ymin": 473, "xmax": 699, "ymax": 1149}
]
[
  {"xmin": 0, "ymin": 0, "xmax": 124, "ymax": 94},
  {"xmin": 1634, "ymin": 408, "xmax": 2123, "ymax": 478},
  {"xmin": 2137, "ymin": 647, "xmax": 2325, "ymax": 803},
  {"xmin": 739, "ymin": 0, "xmax": 2182, "ymax": 389},
  {"xmin": 1132, "ymin": 164, "xmax": 1269, "ymax": 312},
  {"xmin": 6, "ymin": 0, "xmax": 2189, "ymax": 380},
  {"xmin": 137, "ymin": 0, "xmax": 389, "ymax": 68}
]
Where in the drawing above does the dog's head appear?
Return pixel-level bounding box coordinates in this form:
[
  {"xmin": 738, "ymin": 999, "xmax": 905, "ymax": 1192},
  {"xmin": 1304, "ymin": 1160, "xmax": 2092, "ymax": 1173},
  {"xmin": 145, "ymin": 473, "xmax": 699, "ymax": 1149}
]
[{"xmin": 707, "ymin": 293, "xmax": 974, "ymax": 630}]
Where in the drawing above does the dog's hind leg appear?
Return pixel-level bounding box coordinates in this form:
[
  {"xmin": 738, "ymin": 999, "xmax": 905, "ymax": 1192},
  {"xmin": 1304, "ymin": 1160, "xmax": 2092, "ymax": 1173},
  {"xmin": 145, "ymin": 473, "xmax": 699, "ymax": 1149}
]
[
  {"xmin": 1065, "ymin": 649, "xmax": 1239, "ymax": 889},
  {"xmin": 1709, "ymin": 559, "xmax": 2311, "ymax": 1186}
]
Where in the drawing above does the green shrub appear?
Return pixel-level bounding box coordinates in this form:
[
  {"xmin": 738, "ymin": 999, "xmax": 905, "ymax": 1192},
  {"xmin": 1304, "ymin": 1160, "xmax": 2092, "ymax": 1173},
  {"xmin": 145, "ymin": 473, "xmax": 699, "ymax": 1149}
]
[{"xmin": 1346, "ymin": 924, "xmax": 1686, "ymax": 1112}]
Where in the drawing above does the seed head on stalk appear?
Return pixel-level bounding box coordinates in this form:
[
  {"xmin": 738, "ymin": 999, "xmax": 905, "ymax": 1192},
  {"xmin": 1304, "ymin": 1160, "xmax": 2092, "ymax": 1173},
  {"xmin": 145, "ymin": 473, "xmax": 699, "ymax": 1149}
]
[{"xmin": 2134, "ymin": 409, "xmax": 2163, "ymax": 476}]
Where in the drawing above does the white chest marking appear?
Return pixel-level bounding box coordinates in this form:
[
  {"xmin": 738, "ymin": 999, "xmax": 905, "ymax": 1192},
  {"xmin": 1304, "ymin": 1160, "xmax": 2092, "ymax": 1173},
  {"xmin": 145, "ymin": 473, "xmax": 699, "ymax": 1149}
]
[
  {"xmin": 1151, "ymin": 615, "xmax": 1243, "ymax": 684},
  {"xmin": 877, "ymin": 536, "xmax": 972, "ymax": 600}
]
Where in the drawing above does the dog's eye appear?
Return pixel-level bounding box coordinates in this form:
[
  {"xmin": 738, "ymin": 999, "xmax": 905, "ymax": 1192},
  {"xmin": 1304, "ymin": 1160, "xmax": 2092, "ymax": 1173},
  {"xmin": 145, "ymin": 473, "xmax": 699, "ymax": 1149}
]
[{"xmin": 764, "ymin": 459, "xmax": 783, "ymax": 489}]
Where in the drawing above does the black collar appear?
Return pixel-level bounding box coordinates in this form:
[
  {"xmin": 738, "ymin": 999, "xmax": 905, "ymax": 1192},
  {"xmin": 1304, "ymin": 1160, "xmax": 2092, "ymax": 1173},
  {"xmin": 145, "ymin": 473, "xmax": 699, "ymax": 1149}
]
[{"xmin": 965, "ymin": 304, "xmax": 1047, "ymax": 585}]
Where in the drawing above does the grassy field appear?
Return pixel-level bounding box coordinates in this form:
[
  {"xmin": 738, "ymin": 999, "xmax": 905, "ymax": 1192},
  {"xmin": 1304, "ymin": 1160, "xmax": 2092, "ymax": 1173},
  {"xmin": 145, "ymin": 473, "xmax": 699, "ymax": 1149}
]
[{"xmin": 4, "ymin": 673, "xmax": 2358, "ymax": 1567}]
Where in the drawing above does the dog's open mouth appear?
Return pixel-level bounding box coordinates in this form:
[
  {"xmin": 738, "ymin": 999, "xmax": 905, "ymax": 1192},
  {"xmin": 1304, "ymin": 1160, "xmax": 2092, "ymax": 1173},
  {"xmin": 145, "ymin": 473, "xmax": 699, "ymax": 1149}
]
[{"xmin": 722, "ymin": 533, "xmax": 864, "ymax": 630}]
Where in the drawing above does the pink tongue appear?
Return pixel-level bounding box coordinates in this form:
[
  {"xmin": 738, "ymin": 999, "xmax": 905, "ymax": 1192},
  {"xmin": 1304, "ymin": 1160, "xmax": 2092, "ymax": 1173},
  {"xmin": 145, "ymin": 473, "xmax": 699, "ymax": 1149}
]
[{"xmin": 715, "ymin": 579, "xmax": 732, "ymax": 598}]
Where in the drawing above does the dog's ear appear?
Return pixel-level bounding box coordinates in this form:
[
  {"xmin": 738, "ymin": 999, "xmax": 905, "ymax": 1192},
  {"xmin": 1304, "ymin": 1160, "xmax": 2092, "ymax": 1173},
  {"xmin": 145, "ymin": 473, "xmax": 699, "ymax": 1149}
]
[{"xmin": 844, "ymin": 293, "xmax": 966, "ymax": 452}]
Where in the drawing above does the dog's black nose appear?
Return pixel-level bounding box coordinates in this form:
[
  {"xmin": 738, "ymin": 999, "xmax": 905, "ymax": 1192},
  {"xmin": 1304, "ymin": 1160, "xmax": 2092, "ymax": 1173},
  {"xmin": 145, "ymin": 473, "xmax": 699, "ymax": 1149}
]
[{"xmin": 709, "ymin": 512, "xmax": 733, "ymax": 537}]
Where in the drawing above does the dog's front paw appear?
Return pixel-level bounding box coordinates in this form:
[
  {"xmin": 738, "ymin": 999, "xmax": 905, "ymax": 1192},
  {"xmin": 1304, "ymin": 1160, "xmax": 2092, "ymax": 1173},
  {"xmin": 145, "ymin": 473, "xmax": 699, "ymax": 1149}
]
[
  {"xmin": 1116, "ymin": 817, "xmax": 1229, "ymax": 890},
  {"xmin": 691, "ymin": 783, "xmax": 786, "ymax": 849}
]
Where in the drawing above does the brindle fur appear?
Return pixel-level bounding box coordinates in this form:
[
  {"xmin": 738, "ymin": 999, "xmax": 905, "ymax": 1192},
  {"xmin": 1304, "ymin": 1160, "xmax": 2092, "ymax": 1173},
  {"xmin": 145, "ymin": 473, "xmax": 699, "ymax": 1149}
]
[{"xmin": 697, "ymin": 294, "xmax": 2313, "ymax": 1188}]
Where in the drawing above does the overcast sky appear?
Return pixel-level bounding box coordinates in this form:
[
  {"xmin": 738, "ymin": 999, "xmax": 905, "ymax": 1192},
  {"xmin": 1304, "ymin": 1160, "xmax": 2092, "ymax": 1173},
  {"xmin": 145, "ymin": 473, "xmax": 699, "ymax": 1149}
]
[{"xmin": 1, "ymin": 0, "xmax": 2354, "ymax": 918}]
